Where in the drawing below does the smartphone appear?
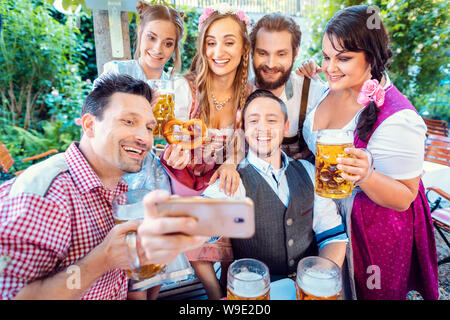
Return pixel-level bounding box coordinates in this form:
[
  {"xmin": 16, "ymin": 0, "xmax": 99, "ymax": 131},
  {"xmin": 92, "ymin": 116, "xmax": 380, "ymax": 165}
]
[{"xmin": 155, "ymin": 196, "xmax": 255, "ymax": 239}]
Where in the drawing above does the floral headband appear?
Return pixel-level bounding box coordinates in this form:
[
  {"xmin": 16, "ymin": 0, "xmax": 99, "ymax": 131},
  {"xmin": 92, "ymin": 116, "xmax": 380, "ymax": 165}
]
[
  {"xmin": 357, "ymin": 79, "xmax": 385, "ymax": 108},
  {"xmin": 198, "ymin": 3, "xmax": 252, "ymax": 30}
]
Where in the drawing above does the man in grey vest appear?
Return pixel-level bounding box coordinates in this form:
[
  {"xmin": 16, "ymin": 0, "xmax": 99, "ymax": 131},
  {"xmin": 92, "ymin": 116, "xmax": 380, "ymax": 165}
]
[
  {"xmin": 0, "ymin": 74, "xmax": 206, "ymax": 300},
  {"xmin": 203, "ymin": 90, "xmax": 347, "ymax": 280},
  {"xmin": 250, "ymin": 13, "xmax": 327, "ymax": 160}
]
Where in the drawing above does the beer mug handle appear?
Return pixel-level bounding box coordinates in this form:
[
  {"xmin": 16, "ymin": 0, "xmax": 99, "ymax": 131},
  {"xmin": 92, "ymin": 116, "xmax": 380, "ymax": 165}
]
[
  {"xmin": 126, "ymin": 232, "xmax": 141, "ymax": 271},
  {"xmin": 355, "ymin": 148, "xmax": 374, "ymax": 186}
]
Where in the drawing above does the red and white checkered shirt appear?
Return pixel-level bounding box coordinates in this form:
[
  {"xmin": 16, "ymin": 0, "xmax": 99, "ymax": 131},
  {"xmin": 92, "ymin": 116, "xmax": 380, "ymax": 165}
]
[{"xmin": 0, "ymin": 142, "xmax": 129, "ymax": 300}]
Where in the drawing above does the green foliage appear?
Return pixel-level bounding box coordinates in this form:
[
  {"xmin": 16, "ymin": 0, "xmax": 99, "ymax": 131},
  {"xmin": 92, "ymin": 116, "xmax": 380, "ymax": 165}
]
[
  {"xmin": 417, "ymin": 81, "xmax": 450, "ymax": 122},
  {"xmin": 0, "ymin": 0, "xmax": 89, "ymax": 170},
  {"xmin": 302, "ymin": 0, "xmax": 449, "ymax": 119},
  {"xmin": 378, "ymin": 0, "xmax": 449, "ymax": 109},
  {"xmin": 76, "ymin": 10, "xmax": 97, "ymax": 81},
  {"xmin": 179, "ymin": 6, "xmax": 200, "ymax": 73}
]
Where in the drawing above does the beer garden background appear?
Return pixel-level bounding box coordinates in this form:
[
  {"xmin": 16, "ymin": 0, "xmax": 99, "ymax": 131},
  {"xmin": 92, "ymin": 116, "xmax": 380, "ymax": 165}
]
[
  {"xmin": 0, "ymin": 0, "xmax": 448, "ymax": 300},
  {"xmin": 0, "ymin": 0, "xmax": 448, "ymax": 175}
]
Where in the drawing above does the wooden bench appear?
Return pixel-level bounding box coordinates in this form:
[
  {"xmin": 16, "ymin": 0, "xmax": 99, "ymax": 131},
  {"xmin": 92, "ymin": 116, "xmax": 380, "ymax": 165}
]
[
  {"xmin": 422, "ymin": 117, "xmax": 448, "ymax": 137},
  {"xmin": 426, "ymin": 187, "xmax": 450, "ymax": 266},
  {"xmin": 424, "ymin": 135, "xmax": 450, "ymax": 266},
  {"xmin": 0, "ymin": 141, "xmax": 58, "ymax": 177},
  {"xmin": 424, "ymin": 134, "xmax": 450, "ymax": 166}
]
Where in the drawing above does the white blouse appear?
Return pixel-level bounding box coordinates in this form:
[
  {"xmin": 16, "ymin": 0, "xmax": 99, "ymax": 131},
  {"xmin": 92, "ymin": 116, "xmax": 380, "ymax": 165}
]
[{"xmin": 302, "ymin": 76, "xmax": 427, "ymax": 180}]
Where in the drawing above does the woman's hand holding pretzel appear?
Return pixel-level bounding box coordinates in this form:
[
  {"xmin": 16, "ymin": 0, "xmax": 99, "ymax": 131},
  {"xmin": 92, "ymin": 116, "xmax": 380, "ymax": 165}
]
[
  {"xmin": 163, "ymin": 118, "xmax": 208, "ymax": 150},
  {"xmin": 163, "ymin": 144, "xmax": 191, "ymax": 170}
]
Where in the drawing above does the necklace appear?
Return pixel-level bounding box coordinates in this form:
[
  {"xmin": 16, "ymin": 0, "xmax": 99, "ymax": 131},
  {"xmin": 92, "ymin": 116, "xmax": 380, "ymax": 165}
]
[{"xmin": 211, "ymin": 92, "xmax": 231, "ymax": 111}]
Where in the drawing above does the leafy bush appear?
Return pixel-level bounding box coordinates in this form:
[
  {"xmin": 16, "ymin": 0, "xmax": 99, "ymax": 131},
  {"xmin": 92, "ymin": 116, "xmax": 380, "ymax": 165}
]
[
  {"xmin": 179, "ymin": 6, "xmax": 200, "ymax": 73},
  {"xmin": 0, "ymin": 0, "xmax": 83, "ymax": 129}
]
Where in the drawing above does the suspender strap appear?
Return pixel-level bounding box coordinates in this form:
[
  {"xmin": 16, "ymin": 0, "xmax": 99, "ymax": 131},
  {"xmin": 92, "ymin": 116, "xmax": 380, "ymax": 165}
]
[{"xmin": 298, "ymin": 77, "xmax": 311, "ymax": 130}]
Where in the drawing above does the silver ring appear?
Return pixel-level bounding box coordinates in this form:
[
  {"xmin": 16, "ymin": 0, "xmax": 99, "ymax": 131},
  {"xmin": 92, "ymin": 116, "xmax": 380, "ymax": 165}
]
[{"xmin": 126, "ymin": 232, "xmax": 141, "ymax": 271}]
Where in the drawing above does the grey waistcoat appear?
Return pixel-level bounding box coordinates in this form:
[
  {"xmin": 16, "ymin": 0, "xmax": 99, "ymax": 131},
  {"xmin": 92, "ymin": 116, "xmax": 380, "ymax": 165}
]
[{"xmin": 232, "ymin": 160, "xmax": 317, "ymax": 276}]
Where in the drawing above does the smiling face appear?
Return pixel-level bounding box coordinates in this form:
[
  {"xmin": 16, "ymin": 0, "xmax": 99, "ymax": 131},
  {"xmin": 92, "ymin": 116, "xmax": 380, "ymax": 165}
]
[
  {"xmin": 253, "ymin": 28, "xmax": 297, "ymax": 91},
  {"xmin": 321, "ymin": 33, "xmax": 372, "ymax": 92},
  {"xmin": 204, "ymin": 17, "xmax": 244, "ymax": 79},
  {"xmin": 83, "ymin": 92, "xmax": 156, "ymax": 177},
  {"xmin": 244, "ymin": 97, "xmax": 289, "ymax": 159},
  {"xmin": 139, "ymin": 19, "xmax": 177, "ymax": 75}
]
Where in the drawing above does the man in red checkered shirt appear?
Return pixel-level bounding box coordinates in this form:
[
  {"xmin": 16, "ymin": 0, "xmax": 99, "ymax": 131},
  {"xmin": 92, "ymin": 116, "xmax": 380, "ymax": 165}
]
[{"xmin": 0, "ymin": 74, "xmax": 207, "ymax": 300}]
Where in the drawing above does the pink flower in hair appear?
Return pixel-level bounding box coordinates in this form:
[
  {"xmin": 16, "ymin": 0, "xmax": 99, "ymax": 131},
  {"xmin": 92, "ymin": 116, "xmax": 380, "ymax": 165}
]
[
  {"xmin": 237, "ymin": 10, "xmax": 246, "ymax": 21},
  {"xmin": 204, "ymin": 7, "xmax": 214, "ymax": 16},
  {"xmin": 357, "ymin": 79, "xmax": 385, "ymax": 108},
  {"xmin": 198, "ymin": 4, "xmax": 252, "ymax": 30},
  {"xmin": 75, "ymin": 118, "xmax": 82, "ymax": 126}
]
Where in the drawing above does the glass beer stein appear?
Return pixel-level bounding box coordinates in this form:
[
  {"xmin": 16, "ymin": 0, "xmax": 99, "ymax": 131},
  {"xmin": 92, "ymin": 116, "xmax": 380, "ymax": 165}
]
[
  {"xmin": 149, "ymin": 79, "xmax": 175, "ymax": 140},
  {"xmin": 112, "ymin": 189, "xmax": 166, "ymax": 281},
  {"xmin": 295, "ymin": 256, "xmax": 342, "ymax": 300},
  {"xmin": 315, "ymin": 129, "xmax": 354, "ymax": 199},
  {"xmin": 227, "ymin": 258, "xmax": 270, "ymax": 300}
]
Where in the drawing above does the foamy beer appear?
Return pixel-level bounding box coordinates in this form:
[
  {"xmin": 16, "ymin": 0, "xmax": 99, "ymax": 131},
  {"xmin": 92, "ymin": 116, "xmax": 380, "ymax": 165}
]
[
  {"xmin": 112, "ymin": 189, "xmax": 165, "ymax": 281},
  {"xmin": 295, "ymin": 256, "xmax": 342, "ymax": 300},
  {"xmin": 149, "ymin": 80, "xmax": 175, "ymax": 139},
  {"xmin": 227, "ymin": 258, "xmax": 270, "ymax": 300},
  {"xmin": 315, "ymin": 129, "xmax": 354, "ymax": 199}
]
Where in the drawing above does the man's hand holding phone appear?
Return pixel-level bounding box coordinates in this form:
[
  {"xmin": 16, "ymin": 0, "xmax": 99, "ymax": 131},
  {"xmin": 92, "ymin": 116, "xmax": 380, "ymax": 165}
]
[{"xmin": 137, "ymin": 190, "xmax": 209, "ymax": 266}]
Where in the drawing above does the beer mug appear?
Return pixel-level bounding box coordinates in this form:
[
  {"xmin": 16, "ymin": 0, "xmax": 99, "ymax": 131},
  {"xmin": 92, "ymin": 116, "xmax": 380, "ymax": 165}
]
[
  {"xmin": 315, "ymin": 129, "xmax": 354, "ymax": 199},
  {"xmin": 148, "ymin": 79, "xmax": 175, "ymax": 140},
  {"xmin": 227, "ymin": 258, "xmax": 270, "ymax": 300},
  {"xmin": 112, "ymin": 189, "xmax": 195, "ymax": 291},
  {"xmin": 295, "ymin": 256, "xmax": 342, "ymax": 300},
  {"xmin": 112, "ymin": 189, "xmax": 166, "ymax": 281}
]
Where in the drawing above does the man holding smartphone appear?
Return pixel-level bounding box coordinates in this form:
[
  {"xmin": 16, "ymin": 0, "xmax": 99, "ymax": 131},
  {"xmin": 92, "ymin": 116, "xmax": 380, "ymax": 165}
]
[
  {"xmin": 0, "ymin": 74, "xmax": 207, "ymax": 300},
  {"xmin": 203, "ymin": 89, "xmax": 348, "ymax": 281}
]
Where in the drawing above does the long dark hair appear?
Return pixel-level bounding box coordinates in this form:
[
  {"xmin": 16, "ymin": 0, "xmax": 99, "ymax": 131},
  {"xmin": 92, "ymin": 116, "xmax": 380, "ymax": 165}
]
[{"xmin": 325, "ymin": 5, "xmax": 393, "ymax": 142}]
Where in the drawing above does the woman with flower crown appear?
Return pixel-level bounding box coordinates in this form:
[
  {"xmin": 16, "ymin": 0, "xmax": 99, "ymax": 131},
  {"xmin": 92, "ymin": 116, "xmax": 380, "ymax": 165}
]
[
  {"xmin": 297, "ymin": 5, "xmax": 438, "ymax": 300},
  {"xmin": 160, "ymin": 3, "xmax": 253, "ymax": 300},
  {"xmin": 162, "ymin": 3, "xmax": 252, "ymax": 198}
]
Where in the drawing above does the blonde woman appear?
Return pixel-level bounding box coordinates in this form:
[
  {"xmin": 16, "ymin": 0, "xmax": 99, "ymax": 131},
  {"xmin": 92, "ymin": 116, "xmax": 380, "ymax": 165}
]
[
  {"xmin": 161, "ymin": 4, "xmax": 253, "ymax": 299},
  {"xmin": 162, "ymin": 4, "xmax": 252, "ymax": 197}
]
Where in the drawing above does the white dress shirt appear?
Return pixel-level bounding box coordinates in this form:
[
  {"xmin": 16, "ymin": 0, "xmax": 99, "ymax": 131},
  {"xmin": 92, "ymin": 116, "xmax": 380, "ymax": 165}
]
[{"xmin": 202, "ymin": 150, "xmax": 348, "ymax": 248}]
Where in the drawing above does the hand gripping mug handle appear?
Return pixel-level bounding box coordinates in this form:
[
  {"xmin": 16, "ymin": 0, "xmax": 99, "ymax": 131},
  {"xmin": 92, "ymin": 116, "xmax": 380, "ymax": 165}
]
[
  {"xmin": 355, "ymin": 148, "xmax": 374, "ymax": 186},
  {"xmin": 126, "ymin": 232, "xmax": 141, "ymax": 271}
]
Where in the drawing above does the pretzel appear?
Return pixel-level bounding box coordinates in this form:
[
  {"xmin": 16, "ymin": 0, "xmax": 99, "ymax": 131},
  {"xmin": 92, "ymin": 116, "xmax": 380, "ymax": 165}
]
[{"xmin": 163, "ymin": 118, "xmax": 208, "ymax": 150}]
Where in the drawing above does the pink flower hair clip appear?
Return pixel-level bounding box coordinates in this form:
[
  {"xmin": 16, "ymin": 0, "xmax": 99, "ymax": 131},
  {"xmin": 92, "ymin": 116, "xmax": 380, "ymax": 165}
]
[
  {"xmin": 198, "ymin": 3, "xmax": 252, "ymax": 30},
  {"xmin": 357, "ymin": 79, "xmax": 385, "ymax": 108}
]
